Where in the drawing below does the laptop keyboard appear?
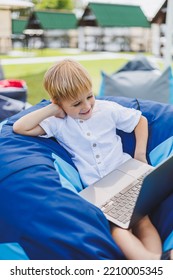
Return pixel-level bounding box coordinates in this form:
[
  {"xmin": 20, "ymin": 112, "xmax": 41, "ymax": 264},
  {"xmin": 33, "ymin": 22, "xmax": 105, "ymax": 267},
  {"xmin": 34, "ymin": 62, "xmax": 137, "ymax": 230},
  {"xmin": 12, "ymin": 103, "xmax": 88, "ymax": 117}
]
[{"xmin": 101, "ymin": 170, "xmax": 152, "ymax": 225}]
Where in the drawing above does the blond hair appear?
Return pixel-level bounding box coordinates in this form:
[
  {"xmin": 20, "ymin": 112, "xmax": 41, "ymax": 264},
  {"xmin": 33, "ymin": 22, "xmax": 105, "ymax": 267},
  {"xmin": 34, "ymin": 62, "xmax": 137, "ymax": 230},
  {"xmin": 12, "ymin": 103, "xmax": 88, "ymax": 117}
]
[{"xmin": 43, "ymin": 59, "xmax": 92, "ymax": 103}]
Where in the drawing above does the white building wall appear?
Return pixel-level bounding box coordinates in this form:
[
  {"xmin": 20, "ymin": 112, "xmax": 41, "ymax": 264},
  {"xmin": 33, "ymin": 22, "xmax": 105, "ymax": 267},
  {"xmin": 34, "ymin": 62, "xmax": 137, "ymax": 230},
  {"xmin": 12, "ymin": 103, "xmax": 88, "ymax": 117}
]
[
  {"xmin": 0, "ymin": 10, "xmax": 12, "ymax": 53},
  {"xmin": 151, "ymin": 24, "xmax": 161, "ymax": 56},
  {"xmin": 78, "ymin": 26, "xmax": 151, "ymax": 52}
]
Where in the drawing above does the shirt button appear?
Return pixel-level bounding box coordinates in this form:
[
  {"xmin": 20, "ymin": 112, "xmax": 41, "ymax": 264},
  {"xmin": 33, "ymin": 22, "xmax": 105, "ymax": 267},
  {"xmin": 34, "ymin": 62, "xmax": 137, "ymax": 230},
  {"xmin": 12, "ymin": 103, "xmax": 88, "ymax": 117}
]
[
  {"xmin": 87, "ymin": 132, "xmax": 91, "ymax": 136},
  {"xmin": 96, "ymin": 155, "xmax": 100, "ymax": 158},
  {"xmin": 79, "ymin": 120, "xmax": 83, "ymax": 123},
  {"xmin": 93, "ymin": 143, "xmax": 97, "ymax": 147}
]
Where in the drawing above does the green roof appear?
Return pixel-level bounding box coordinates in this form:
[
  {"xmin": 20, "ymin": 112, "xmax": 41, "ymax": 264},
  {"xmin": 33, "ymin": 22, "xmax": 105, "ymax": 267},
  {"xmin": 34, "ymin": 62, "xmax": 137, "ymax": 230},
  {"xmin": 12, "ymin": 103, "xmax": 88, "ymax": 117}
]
[
  {"xmin": 82, "ymin": 3, "xmax": 150, "ymax": 28},
  {"xmin": 12, "ymin": 19, "xmax": 27, "ymax": 34},
  {"xmin": 35, "ymin": 10, "xmax": 77, "ymax": 30}
]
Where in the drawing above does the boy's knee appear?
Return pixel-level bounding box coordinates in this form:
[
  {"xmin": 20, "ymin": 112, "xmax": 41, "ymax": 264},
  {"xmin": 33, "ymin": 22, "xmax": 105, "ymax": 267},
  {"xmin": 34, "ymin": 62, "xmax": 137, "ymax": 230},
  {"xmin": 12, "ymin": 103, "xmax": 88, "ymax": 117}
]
[{"xmin": 135, "ymin": 215, "xmax": 152, "ymax": 231}]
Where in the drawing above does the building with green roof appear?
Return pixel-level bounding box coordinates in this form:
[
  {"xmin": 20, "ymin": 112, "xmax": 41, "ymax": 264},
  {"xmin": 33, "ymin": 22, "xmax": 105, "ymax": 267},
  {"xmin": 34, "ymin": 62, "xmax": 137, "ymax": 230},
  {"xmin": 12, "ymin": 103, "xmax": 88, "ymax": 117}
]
[
  {"xmin": 24, "ymin": 10, "xmax": 78, "ymax": 49},
  {"xmin": 79, "ymin": 2, "xmax": 150, "ymax": 28},
  {"xmin": 11, "ymin": 3, "xmax": 152, "ymax": 52},
  {"xmin": 78, "ymin": 2, "xmax": 151, "ymax": 52},
  {"xmin": 11, "ymin": 10, "xmax": 78, "ymax": 49},
  {"xmin": 30, "ymin": 10, "xmax": 77, "ymax": 30}
]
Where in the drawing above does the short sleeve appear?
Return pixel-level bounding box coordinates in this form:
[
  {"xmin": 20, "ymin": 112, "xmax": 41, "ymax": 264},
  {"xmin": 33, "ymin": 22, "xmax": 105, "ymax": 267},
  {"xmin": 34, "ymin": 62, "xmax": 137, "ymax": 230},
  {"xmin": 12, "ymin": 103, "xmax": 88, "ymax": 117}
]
[
  {"xmin": 39, "ymin": 116, "xmax": 59, "ymax": 138},
  {"xmin": 111, "ymin": 102, "xmax": 141, "ymax": 133}
]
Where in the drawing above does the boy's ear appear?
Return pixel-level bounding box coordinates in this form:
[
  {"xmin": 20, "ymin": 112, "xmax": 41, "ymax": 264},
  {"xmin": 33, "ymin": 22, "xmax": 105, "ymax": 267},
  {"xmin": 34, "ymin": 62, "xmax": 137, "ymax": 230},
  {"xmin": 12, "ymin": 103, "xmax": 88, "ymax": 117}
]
[
  {"xmin": 50, "ymin": 98, "xmax": 58, "ymax": 105},
  {"xmin": 51, "ymin": 98, "xmax": 63, "ymax": 108}
]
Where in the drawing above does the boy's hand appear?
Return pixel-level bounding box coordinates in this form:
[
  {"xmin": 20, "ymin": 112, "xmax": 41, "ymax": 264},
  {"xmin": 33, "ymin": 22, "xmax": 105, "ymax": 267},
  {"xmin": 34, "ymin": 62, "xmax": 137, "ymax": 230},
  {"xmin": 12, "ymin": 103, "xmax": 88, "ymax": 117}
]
[
  {"xmin": 49, "ymin": 102, "xmax": 66, "ymax": 119},
  {"xmin": 134, "ymin": 152, "xmax": 148, "ymax": 164},
  {"xmin": 54, "ymin": 105, "xmax": 66, "ymax": 119}
]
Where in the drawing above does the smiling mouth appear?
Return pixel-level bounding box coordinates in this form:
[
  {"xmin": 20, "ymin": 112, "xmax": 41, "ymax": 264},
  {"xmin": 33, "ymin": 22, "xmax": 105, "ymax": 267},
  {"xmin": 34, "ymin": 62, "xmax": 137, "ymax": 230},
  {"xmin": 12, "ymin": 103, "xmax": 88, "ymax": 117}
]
[{"xmin": 80, "ymin": 108, "xmax": 91, "ymax": 115}]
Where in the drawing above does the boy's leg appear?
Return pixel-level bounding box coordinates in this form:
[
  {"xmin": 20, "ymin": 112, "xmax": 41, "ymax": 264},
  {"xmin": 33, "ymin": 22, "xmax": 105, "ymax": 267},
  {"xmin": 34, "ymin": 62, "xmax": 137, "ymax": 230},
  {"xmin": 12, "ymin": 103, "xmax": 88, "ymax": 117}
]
[
  {"xmin": 132, "ymin": 215, "xmax": 162, "ymax": 254},
  {"xmin": 111, "ymin": 223, "xmax": 160, "ymax": 260}
]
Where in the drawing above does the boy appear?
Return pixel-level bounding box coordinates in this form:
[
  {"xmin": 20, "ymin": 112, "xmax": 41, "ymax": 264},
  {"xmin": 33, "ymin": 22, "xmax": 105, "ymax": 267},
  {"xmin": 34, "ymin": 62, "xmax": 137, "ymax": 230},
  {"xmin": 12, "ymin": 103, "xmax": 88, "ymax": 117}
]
[{"xmin": 13, "ymin": 59, "xmax": 172, "ymax": 260}]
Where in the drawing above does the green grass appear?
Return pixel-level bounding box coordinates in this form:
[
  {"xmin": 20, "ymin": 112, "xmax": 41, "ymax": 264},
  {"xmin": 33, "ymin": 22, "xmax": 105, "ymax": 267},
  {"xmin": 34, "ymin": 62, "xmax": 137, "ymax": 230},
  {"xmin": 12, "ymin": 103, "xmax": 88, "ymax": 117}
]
[
  {"xmin": 3, "ymin": 54, "xmax": 128, "ymax": 104},
  {"xmin": 2, "ymin": 48, "xmax": 166, "ymax": 105},
  {"xmin": 3, "ymin": 63, "xmax": 51, "ymax": 104}
]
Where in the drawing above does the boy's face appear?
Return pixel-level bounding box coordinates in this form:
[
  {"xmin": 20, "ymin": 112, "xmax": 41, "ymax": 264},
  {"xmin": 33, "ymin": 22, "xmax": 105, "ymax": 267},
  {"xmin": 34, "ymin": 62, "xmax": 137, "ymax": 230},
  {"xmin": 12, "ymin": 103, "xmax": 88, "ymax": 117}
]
[{"xmin": 60, "ymin": 91, "xmax": 95, "ymax": 120}]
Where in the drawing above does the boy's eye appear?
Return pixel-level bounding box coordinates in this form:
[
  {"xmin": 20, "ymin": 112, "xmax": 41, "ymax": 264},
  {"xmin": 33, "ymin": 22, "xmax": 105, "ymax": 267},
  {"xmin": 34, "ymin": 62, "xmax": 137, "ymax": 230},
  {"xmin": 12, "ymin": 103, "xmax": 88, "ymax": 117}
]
[
  {"xmin": 73, "ymin": 102, "xmax": 81, "ymax": 107},
  {"xmin": 87, "ymin": 95, "xmax": 93, "ymax": 99}
]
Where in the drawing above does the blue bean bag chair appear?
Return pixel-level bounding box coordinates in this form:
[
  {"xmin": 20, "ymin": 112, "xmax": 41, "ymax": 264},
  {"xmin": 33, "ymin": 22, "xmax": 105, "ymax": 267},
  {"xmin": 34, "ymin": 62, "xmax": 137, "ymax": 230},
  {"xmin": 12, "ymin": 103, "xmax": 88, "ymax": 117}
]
[{"xmin": 0, "ymin": 96, "xmax": 173, "ymax": 260}]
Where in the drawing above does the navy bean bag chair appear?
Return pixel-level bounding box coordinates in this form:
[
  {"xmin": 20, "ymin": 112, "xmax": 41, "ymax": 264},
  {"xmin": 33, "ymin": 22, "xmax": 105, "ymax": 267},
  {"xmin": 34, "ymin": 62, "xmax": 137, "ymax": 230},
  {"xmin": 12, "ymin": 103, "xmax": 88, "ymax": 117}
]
[{"xmin": 0, "ymin": 96, "xmax": 173, "ymax": 260}]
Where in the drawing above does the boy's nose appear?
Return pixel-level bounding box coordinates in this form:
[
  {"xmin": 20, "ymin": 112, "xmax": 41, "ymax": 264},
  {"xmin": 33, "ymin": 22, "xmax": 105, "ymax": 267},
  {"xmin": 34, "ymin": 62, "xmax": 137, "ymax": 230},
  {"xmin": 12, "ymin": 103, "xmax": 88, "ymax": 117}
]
[{"xmin": 82, "ymin": 102, "xmax": 91, "ymax": 111}]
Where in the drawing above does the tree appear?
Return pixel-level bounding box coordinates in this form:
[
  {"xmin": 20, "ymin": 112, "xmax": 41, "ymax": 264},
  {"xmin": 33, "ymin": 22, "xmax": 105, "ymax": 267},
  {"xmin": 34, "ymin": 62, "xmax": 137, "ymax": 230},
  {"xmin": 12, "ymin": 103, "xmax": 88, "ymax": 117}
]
[{"xmin": 32, "ymin": 0, "xmax": 74, "ymax": 10}]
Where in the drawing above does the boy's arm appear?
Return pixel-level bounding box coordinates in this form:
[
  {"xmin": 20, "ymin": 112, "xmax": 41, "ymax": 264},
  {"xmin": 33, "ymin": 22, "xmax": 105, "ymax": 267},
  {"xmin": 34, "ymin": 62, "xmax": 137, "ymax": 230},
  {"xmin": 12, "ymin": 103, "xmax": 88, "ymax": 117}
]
[
  {"xmin": 13, "ymin": 103, "xmax": 65, "ymax": 136},
  {"xmin": 134, "ymin": 115, "xmax": 148, "ymax": 163}
]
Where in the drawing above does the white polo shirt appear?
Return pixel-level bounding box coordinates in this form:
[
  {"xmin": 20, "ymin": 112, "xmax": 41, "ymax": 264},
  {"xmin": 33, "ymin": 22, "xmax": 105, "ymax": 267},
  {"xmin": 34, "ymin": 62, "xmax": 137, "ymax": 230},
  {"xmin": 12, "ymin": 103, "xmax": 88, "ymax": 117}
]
[{"xmin": 40, "ymin": 100, "xmax": 141, "ymax": 186}]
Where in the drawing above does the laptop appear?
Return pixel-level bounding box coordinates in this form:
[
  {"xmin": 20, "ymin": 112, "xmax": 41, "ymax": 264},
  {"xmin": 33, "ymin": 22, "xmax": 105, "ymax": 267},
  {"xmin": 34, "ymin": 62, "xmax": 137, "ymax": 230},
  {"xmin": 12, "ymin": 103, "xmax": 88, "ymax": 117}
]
[{"xmin": 79, "ymin": 156, "xmax": 173, "ymax": 229}]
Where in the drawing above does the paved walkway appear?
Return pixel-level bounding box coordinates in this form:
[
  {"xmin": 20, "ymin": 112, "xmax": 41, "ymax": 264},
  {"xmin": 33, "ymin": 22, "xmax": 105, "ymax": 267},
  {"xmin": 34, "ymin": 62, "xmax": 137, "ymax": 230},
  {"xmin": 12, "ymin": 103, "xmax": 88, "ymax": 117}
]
[{"xmin": 1, "ymin": 51, "xmax": 163, "ymax": 66}]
